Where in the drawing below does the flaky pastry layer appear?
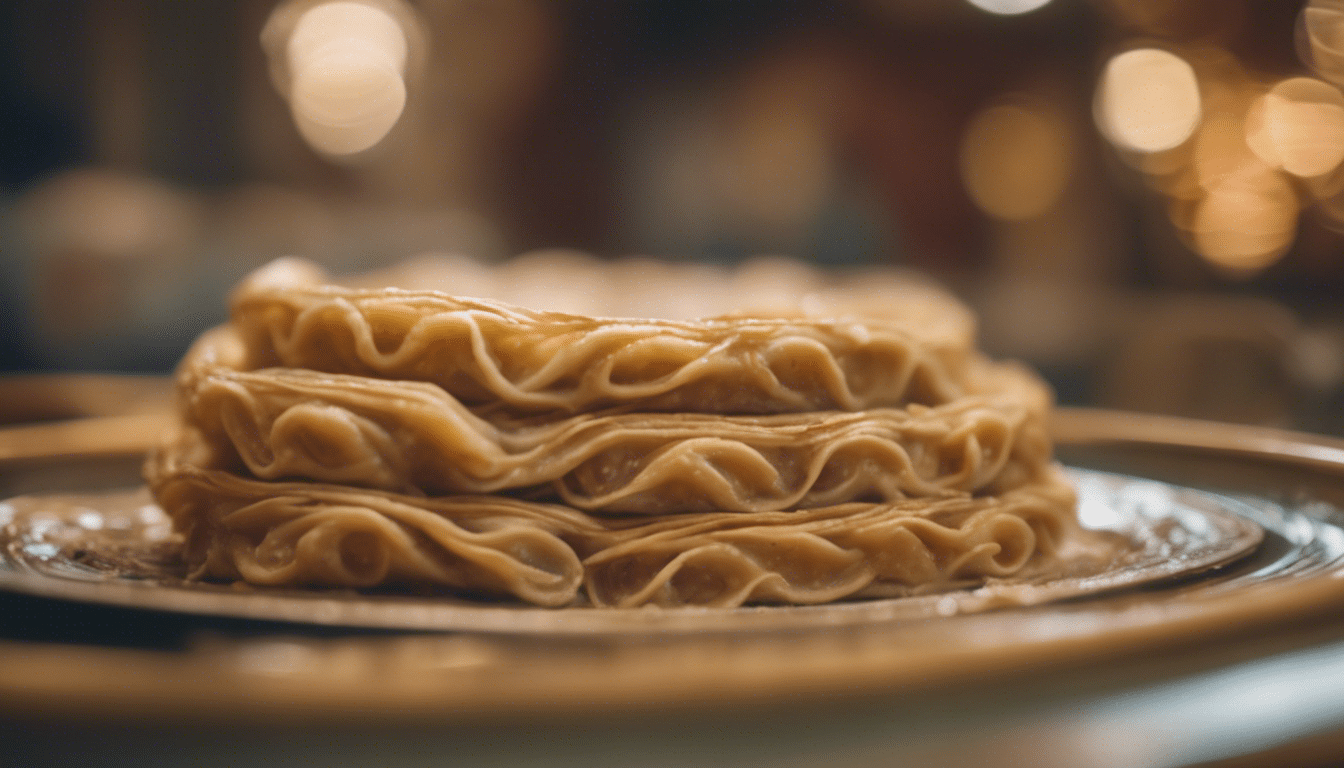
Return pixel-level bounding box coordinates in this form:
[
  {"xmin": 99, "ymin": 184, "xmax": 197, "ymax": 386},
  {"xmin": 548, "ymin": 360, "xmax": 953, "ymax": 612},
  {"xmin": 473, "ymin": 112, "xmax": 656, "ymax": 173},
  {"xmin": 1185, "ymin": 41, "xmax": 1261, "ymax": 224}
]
[
  {"xmin": 181, "ymin": 354, "xmax": 1052, "ymax": 513},
  {"xmin": 146, "ymin": 447, "xmax": 1076, "ymax": 608},
  {"xmin": 229, "ymin": 258, "xmax": 979, "ymax": 414}
]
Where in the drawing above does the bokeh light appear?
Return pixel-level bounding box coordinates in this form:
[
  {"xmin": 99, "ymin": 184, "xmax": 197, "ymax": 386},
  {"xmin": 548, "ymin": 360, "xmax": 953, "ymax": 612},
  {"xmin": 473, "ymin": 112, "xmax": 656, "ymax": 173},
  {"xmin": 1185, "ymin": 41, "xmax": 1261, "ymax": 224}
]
[
  {"xmin": 1245, "ymin": 77, "xmax": 1344, "ymax": 178},
  {"xmin": 1096, "ymin": 45, "xmax": 1309, "ymax": 277},
  {"xmin": 964, "ymin": 0, "xmax": 1054, "ymax": 16},
  {"xmin": 1182, "ymin": 92, "xmax": 1301, "ymax": 274},
  {"xmin": 1189, "ymin": 169, "xmax": 1299, "ymax": 273},
  {"xmin": 960, "ymin": 102, "xmax": 1073, "ymax": 220},
  {"xmin": 284, "ymin": 1, "xmax": 410, "ymax": 155},
  {"xmin": 1096, "ymin": 48, "xmax": 1202, "ymax": 153},
  {"xmin": 1299, "ymin": 2, "xmax": 1344, "ymax": 87},
  {"xmin": 1192, "ymin": 111, "xmax": 1263, "ymax": 192}
]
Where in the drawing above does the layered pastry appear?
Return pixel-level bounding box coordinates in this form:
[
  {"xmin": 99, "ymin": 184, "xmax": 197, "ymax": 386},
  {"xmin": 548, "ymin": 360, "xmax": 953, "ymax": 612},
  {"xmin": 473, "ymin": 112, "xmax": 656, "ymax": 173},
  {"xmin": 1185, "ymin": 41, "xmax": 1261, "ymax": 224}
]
[{"xmin": 146, "ymin": 255, "xmax": 1076, "ymax": 607}]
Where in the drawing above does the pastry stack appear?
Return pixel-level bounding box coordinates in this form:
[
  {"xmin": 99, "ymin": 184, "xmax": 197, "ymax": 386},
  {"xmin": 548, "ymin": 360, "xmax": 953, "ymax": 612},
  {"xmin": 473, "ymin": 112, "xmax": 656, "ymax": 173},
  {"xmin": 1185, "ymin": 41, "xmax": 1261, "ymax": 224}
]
[{"xmin": 146, "ymin": 255, "xmax": 1075, "ymax": 607}]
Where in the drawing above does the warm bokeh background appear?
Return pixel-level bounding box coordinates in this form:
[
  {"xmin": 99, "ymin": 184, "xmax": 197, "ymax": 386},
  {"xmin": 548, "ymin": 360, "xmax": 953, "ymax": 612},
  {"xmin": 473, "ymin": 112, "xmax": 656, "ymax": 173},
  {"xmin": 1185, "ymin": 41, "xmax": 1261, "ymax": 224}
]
[{"xmin": 3, "ymin": 0, "xmax": 1343, "ymax": 433}]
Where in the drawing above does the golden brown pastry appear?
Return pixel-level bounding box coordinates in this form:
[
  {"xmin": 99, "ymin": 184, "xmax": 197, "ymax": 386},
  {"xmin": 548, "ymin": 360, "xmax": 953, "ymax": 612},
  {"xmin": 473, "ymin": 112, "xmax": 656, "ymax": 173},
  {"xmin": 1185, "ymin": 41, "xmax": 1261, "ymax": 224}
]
[
  {"xmin": 227, "ymin": 257, "xmax": 978, "ymax": 414},
  {"xmin": 146, "ymin": 255, "xmax": 1076, "ymax": 607}
]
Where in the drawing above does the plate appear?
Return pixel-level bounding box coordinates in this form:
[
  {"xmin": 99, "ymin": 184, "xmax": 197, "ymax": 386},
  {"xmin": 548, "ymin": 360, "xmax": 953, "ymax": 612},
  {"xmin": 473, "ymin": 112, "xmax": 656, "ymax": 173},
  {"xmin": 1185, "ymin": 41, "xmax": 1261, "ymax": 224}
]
[
  {"xmin": 0, "ymin": 468, "xmax": 1264, "ymax": 634},
  {"xmin": 3, "ymin": 408, "xmax": 1344, "ymax": 723}
]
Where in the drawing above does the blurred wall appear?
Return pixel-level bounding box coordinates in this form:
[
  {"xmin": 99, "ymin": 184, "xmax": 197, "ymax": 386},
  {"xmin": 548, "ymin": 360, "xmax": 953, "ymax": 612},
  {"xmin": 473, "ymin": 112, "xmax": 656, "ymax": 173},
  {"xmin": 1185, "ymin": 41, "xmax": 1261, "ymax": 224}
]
[{"xmin": 2, "ymin": 0, "xmax": 1342, "ymax": 433}]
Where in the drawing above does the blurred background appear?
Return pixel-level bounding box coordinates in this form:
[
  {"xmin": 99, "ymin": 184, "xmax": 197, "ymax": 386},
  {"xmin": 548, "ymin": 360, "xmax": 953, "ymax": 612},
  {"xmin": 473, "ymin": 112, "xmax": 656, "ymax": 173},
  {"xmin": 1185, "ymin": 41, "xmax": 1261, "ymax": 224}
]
[{"xmin": 2, "ymin": 0, "xmax": 1344, "ymax": 434}]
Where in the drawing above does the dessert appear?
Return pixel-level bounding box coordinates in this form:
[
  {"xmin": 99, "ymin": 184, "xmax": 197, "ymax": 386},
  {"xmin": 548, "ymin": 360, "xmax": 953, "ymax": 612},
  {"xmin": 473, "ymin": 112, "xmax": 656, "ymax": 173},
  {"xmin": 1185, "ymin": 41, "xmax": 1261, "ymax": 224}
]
[{"xmin": 146, "ymin": 255, "xmax": 1076, "ymax": 607}]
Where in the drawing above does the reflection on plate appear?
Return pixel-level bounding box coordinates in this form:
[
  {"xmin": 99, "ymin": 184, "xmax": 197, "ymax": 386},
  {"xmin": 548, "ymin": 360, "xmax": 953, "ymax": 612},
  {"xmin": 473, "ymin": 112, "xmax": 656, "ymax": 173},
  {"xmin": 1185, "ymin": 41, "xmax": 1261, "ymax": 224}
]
[{"xmin": 0, "ymin": 468, "xmax": 1263, "ymax": 634}]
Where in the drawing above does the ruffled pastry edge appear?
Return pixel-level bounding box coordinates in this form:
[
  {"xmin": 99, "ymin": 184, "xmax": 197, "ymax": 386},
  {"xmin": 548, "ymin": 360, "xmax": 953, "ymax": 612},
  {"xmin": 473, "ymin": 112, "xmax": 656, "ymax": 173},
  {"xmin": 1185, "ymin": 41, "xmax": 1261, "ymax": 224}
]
[
  {"xmin": 146, "ymin": 447, "xmax": 1077, "ymax": 608},
  {"xmin": 226, "ymin": 258, "xmax": 984, "ymax": 414}
]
